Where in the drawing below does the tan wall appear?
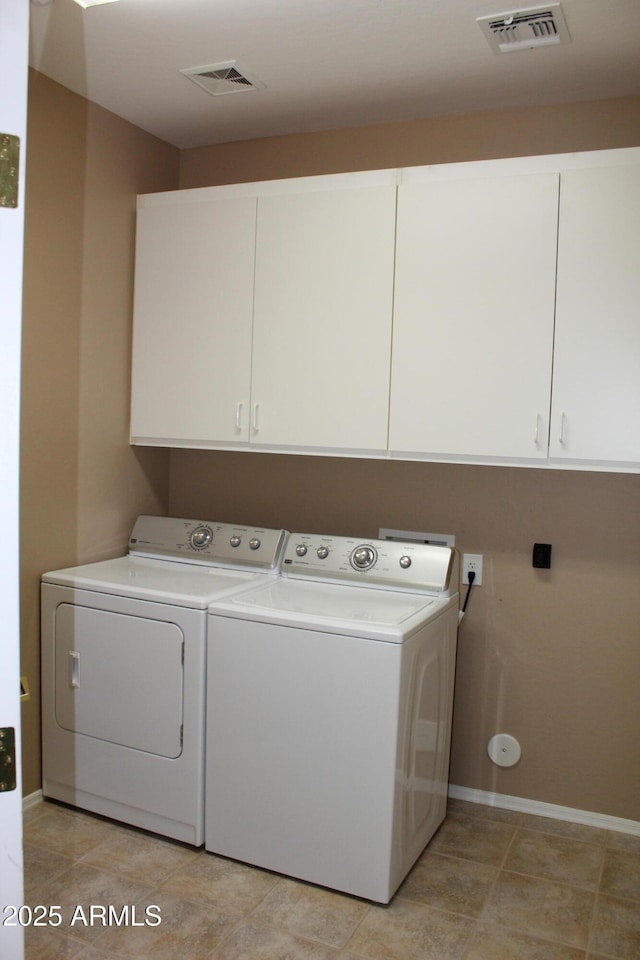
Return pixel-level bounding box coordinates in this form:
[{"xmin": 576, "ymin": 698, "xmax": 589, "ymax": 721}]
[
  {"xmin": 20, "ymin": 71, "xmax": 179, "ymax": 795},
  {"xmin": 172, "ymin": 97, "xmax": 640, "ymax": 822},
  {"xmin": 179, "ymin": 96, "xmax": 640, "ymax": 187}
]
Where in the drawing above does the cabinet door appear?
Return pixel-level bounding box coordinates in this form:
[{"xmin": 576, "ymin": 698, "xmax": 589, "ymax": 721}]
[
  {"xmin": 249, "ymin": 185, "xmax": 396, "ymax": 451},
  {"xmin": 389, "ymin": 173, "xmax": 559, "ymax": 460},
  {"xmin": 550, "ymin": 164, "xmax": 640, "ymax": 465},
  {"xmin": 130, "ymin": 195, "xmax": 256, "ymax": 444}
]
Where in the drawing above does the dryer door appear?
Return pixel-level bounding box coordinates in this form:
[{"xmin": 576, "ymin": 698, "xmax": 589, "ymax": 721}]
[{"xmin": 54, "ymin": 603, "xmax": 184, "ymax": 758}]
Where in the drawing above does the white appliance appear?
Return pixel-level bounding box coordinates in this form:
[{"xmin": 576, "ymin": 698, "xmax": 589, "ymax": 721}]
[
  {"xmin": 205, "ymin": 532, "xmax": 459, "ymax": 902},
  {"xmin": 41, "ymin": 515, "xmax": 288, "ymax": 845}
]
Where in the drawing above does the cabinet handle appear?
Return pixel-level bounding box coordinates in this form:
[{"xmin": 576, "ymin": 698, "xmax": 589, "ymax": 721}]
[
  {"xmin": 69, "ymin": 650, "xmax": 80, "ymax": 689},
  {"xmin": 235, "ymin": 402, "xmax": 243, "ymax": 431},
  {"xmin": 534, "ymin": 414, "xmax": 540, "ymax": 445},
  {"xmin": 559, "ymin": 412, "xmax": 566, "ymax": 445},
  {"xmin": 252, "ymin": 403, "xmax": 260, "ymax": 433}
]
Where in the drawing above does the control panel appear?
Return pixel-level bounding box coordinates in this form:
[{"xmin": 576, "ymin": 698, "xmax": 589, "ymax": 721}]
[
  {"xmin": 284, "ymin": 533, "xmax": 458, "ymax": 595},
  {"xmin": 128, "ymin": 516, "xmax": 288, "ymax": 570}
]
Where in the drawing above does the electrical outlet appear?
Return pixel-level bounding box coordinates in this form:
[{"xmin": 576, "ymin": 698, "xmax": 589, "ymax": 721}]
[{"xmin": 462, "ymin": 554, "xmax": 483, "ymax": 586}]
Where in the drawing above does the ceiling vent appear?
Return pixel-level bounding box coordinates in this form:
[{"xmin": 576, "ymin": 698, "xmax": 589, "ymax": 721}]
[
  {"xmin": 180, "ymin": 61, "xmax": 266, "ymax": 96},
  {"xmin": 477, "ymin": 4, "xmax": 570, "ymax": 53}
]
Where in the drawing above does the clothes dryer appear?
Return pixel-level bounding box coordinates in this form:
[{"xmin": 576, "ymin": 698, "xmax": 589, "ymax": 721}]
[
  {"xmin": 205, "ymin": 533, "xmax": 459, "ymax": 901},
  {"xmin": 41, "ymin": 515, "xmax": 287, "ymax": 845}
]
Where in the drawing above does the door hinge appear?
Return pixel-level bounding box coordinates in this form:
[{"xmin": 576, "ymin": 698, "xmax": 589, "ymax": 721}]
[
  {"xmin": 0, "ymin": 727, "xmax": 17, "ymax": 793},
  {"xmin": 0, "ymin": 134, "xmax": 20, "ymax": 208}
]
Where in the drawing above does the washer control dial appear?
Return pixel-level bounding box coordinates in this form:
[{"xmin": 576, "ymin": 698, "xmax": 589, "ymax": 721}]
[
  {"xmin": 317, "ymin": 546, "xmax": 329, "ymax": 560},
  {"xmin": 295, "ymin": 544, "xmax": 308, "ymax": 557},
  {"xmin": 399, "ymin": 555, "xmax": 412, "ymax": 569},
  {"xmin": 350, "ymin": 544, "xmax": 378, "ymax": 571},
  {"xmin": 249, "ymin": 538, "xmax": 261, "ymax": 551},
  {"xmin": 190, "ymin": 525, "xmax": 213, "ymax": 550},
  {"xmin": 230, "ymin": 535, "xmax": 241, "ymax": 548}
]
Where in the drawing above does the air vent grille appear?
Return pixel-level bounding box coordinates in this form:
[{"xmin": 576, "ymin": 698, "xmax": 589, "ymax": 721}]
[
  {"xmin": 477, "ymin": 4, "xmax": 570, "ymax": 53},
  {"xmin": 198, "ymin": 67, "xmax": 252, "ymax": 87},
  {"xmin": 180, "ymin": 61, "xmax": 266, "ymax": 96}
]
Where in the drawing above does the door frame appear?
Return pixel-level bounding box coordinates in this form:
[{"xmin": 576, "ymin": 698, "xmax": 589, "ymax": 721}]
[{"xmin": 0, "ymin": 0, "xmax": 29, "ymax": 957}]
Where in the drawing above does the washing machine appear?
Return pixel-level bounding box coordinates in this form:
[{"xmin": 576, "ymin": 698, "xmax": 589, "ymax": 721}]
[
  {"xmin": 41, "ymin": 515, "xmax": 287, "ymax": 845},
  {"xmin": 205, "ymin": 532, "xmax": 459, "ymax": 902}
]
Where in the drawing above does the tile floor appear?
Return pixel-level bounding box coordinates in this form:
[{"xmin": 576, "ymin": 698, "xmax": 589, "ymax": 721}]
[{"xmin": 21, "ymin": 797, "xmax": 640, "ymax": 960}]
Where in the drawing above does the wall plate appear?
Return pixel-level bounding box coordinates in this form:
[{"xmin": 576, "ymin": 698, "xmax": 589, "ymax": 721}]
[
  {"xmin": 378, "ymin": 528, "xmax": 455, "ymax": 547},
  {"xmin": 462, "ymin": 553, "xmax": 483, "ymax": 585}
]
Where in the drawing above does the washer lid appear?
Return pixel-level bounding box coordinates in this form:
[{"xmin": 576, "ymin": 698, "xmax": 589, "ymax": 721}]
[
  {"xmin": 42, "ymin": 555, "xmax": 273, "ymax": 608},
  {"xmin": 209, "ymin": 577, "xmax": 452, "ymax": 641}
]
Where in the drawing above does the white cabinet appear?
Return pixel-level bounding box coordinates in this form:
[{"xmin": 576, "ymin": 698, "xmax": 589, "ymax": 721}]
[
  {"xmin": 130, "ymin": 193, "xmax": 256, "ymax": 444},
  {"xmin": 131, "ymin": 174, "xmax": 397, "ymax": 453},
  {"xmin": 389, "ymin": 171, "xmax": 559, "ymax": 461},
  {"xmin": 550, "ymin": 163, "xmax": 640, "ymax": 466},
  {"xmin": 250, "ymin": 183, "xmax": 396, "ymax": 451},
  {"xmin": 130, "ymin": 150, "xmax": 640, "ymax": 471}
]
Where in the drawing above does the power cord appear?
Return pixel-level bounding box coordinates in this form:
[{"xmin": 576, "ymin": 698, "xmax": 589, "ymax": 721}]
[{"xmin": 462, "ymin": 569, "xmax": 476, "ymax": 615}]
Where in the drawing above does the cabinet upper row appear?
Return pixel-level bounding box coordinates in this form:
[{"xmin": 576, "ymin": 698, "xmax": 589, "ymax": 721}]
[{"xmin": 130, "ymin": 150, "xmax": 640, "ymax": 472}]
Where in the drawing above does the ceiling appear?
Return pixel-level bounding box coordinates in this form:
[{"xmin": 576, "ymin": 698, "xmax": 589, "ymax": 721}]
[{"xmin": 29, "ymin": 0, "xmax": 640, "ymax": 150}]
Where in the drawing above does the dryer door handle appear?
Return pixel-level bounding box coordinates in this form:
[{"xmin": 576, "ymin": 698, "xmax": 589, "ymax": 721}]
[{"xmin": 69, "ymin": 650, "xmax": 80, "ymax": 689}]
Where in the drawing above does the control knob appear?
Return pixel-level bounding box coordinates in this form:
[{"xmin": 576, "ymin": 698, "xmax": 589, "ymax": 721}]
[
  {"xmin": 295, "ymin": 544, "xmax": 308, "ymax": 557},
  {"xmin": 317, "ymin": 546, "xmax": 329, "ymax": 560},
  {"xmin": 190, "ymin": 525, "xmax": 213, "ymax": 550},
  {"xmin": 350, "ymin": 544, "xmax": 377, "ymax": 570},
  {"xmin": 399, "ymin": 555, "xmax": 412, "ymax": 569},
  {"xmin": 249, "ymin": 538, "xmax": 261, "ymax": 550},
  {"xmin": 230, "ymin": 535, "xmax": 241, "ymax": 548}
]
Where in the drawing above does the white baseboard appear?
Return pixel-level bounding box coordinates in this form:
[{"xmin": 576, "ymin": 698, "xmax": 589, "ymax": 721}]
[
  {"xmin": 25, "ymin": 785, "xmax": 639, "ymax": 838},
  {"xmin": 449, "ymin": 784, "xmax": 640, "ymax": 837},
  {"xmin": 22, "ymin": 789, "xmax": 43, "ymax": 812}
]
